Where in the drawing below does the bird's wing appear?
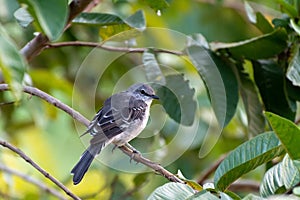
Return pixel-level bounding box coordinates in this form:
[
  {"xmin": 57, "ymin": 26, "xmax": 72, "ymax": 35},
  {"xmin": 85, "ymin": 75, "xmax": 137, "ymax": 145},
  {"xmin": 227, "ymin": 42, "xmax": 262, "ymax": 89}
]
[{"xmin": 85, "ymin": 94, "xmax": 148, "ymax": 145}]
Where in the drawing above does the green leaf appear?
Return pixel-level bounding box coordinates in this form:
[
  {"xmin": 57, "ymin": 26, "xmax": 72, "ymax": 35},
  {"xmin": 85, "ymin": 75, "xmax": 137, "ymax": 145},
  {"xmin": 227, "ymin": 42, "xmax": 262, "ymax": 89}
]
[
  {"xmin": 236, "ymin": 63, "xmax": 265, "ymax": 136},
  {"xmin": 73, "ymin": 12, "xmax": 124, "ymax": 26},
  {"xmin": 277, "ymin": 0, "xmax": 298, "ymax": 17},
  {"xmin": 253, "ymin": 60, "xmax": 296, "ymax": 120},
  {"xmin": 73, "ymin": 10, "xmax": 145, "ymax": 39},
  {"xmin": 143, "ymin": 50, "xmax": 166, "ymax": 84},
  {"xmin": 214, "ymin": 132, "xmax": 284, "ymax": 191},
  {"xmin": 260, "ymin": 154, "xmax": 300, "ymax": 197},
  {"xmin": 124, "ymin": 10, "xmax": 146, "ymax": 31},
  {"xmin": 255, "ymin": 12, "xmax": 274, "ymax": 33},
  {"xmin": 265, "ymin": 112, "xmax": 300, "ymax": 160},
  {"xmin": 142, "ymin": 0, "xmax": 169, "ymax": 12},
  {"xmin": 18, "ymin": 0, "xmax": 68, "ymax": 41},
  {"xmin": 0, "ymin": 25, "xmax": 27, "ymax": 100},
  {"xmin": 186, "ymin": 46, "xmax": 238, "ymax": 127},
  {"xmin": 211, "ymin": 28, "xmax": 287, "ymax": 59},
  {"xmin": 244, "ymin": 1, "xmax": 273, "ymax": 33},
  {"xmin": 286, "ymin": 44, "xmax": 300, "ymax": 87},
  {"xmin": 13, "ymin": 7, "xmax": 34, "ymax": 28},
  {"xmin": 155, "ymin": 74, "xmax": 196, "ymax": 126},
  {"xmin": 147, "ymin": 182, "xmax": 195, "ymax": 200},
  {"xmin": 73, "ymin": 10, "xmax": 145, "ymax": 30}
]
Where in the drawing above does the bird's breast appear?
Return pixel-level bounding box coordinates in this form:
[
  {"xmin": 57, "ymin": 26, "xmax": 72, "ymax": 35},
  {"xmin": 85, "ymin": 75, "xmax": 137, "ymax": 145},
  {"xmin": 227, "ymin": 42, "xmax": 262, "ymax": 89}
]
[{"xmin": 112, "ymin": 105, "xmax": 150, "ymax": 146}]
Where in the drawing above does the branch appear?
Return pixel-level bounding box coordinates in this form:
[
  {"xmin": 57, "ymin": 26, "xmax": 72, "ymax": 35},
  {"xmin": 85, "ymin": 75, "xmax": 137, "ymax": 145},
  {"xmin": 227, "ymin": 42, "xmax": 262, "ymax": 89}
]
[
  {"xmin": 197, "ymin": 154, "xmax": 226, "ymax": 184},
  {"xmin": 0, "ymin": 140, "xmax": 80, "ymax": 200},
  {"xmin": 0, "ymin": 83, "xmax": 184, "ymax": 184},
  {"xmin": 119, "ymin": 146, "xmax": 184, "ymax": 183},
  {"xmin": 46, "ymin": 41, "xmax": 184, "ymax": 56},
  {"xmin": 228, "ymin": 180, "xmax": 260, "ymax": 193},
  {"xmin": 0, "ymin": 84, "xmax": 89, "ymax": 127},
  {"xmin": 0, "ymin": 164, "xmax": 67, "ymax": 200},
  {"xmin": 21, "ymin": 0, "xmax": 95, "ymax": 61}
]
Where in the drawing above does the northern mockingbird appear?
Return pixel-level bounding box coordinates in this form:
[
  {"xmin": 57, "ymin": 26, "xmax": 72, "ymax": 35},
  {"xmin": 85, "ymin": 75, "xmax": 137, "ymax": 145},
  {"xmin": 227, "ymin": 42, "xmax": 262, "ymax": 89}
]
[{"xmin": 71, "ymin": 83, "xmax": 159, "ymax": 185}]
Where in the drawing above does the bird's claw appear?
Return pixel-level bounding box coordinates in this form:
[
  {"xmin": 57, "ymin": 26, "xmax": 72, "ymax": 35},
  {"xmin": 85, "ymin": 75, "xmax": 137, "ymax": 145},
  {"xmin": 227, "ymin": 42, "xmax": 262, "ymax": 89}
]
[{"xmin": 130, "ymin": 150, "xmax": 141, "ymax": 163}]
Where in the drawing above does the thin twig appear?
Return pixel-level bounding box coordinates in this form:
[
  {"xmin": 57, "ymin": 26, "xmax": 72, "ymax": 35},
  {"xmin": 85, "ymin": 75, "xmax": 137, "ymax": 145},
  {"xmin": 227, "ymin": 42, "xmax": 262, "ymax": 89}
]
[
  {"xmin": 197, "ymin": 154, "xmax": 226, "ymax": 184},
  {"xmin": 0, "ymin": 164, "xmax": 67, "ymax": 200},
  {"xmin": 46, "ymin": 41, "xmax": 184, "ymax": 56},
  {"xmin": 0, "ymin": 140, "xmax": 80, "ymax": 200},
  {"xmin": 0, "ymin": 83, "xmax": 183, "ymax": 184}
]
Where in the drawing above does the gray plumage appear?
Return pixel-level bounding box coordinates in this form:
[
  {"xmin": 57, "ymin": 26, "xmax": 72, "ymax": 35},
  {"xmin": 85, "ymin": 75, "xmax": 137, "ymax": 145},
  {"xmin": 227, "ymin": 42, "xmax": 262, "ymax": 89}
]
[{"xmin": 71, "ymin": 83, "xmax": 159, "ymax": 185}]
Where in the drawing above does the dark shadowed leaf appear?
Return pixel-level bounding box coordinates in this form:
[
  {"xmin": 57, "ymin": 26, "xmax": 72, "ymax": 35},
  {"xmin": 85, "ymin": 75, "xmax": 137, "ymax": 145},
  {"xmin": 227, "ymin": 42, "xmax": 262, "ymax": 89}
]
[
  {"xmin": 18, "ymin": 0, "xmax": 68, "ymax": 41},
  {"xmin": 211, "ymin": 28, "xmax": 287, "ymax": 59},
  {"xmin": 186, "ymin": 45, "xmax": 238, "ymax": 127},
  {"xmin": 214, "ymin": 132, "xmax": 284, "ymax": 191},
  {"xmin": 155, "ymin": 74, "xmax": 196, "ymax": 126},
  {"xmin": 265, "ymin": 112, "xmax": 300, "ymax": 160},
  {"xmin": 253, "ymin": 60, "xmax": 296, "ymax": 120},
  {"xmin": 236, "ymin": 63, "xmax": 265, "ymax": 136},
  {"xmin": 260, "ymin": 154, "xmax": 300, "ymax": 197}
]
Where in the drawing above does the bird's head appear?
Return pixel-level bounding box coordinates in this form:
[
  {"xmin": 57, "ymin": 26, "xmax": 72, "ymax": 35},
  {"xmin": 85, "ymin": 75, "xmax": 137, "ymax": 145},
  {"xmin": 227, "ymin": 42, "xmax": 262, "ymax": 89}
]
[{"xmin": 128, "ymin": 83, "xmax": 159, "ymax": 102}]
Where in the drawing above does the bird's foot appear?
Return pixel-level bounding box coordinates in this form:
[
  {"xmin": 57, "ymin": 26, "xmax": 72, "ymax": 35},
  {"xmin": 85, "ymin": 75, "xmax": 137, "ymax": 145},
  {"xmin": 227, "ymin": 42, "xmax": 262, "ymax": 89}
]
[
  {"xmin": 130, "ymin": 150, "xmax": 141, "ymax": 163},
  {"xmin": 112, "ymin": 145, "xmax": 118, "ymax": 153}
]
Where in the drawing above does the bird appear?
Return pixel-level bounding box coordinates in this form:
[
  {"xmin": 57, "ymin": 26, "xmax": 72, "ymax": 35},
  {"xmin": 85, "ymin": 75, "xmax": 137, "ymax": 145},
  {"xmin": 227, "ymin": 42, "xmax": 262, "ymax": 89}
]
[{"xmin": 71, "ymin": 83, "xmax": 159, "ymax": 185}]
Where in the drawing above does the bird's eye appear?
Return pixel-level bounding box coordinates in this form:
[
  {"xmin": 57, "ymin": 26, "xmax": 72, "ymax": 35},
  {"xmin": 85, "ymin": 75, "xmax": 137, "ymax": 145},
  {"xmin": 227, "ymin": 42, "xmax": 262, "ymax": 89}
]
[{"xmin": 140, "ymin": 89, "xmax": 146, "ymax": 95}]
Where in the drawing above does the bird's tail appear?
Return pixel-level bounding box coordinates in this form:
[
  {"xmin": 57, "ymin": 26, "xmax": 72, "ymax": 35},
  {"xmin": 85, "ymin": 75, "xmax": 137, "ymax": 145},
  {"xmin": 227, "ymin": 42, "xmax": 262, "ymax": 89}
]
[{"xmin": 71, "ymin": 143, "xmax": 105, "ymax": 185}]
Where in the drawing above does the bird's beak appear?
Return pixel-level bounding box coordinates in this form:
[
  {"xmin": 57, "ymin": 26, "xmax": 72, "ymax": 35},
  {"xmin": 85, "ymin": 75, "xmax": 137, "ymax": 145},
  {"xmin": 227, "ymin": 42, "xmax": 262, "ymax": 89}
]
[{"xmin": 151, "ymin": 94, "xmax": 159, "ymax": 100}]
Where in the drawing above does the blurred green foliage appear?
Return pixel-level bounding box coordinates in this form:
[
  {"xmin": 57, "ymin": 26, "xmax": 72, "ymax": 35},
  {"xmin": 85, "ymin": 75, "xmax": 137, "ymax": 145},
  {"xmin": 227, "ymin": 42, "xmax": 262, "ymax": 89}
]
[{"xmin": 0, "ymin": 0, "xmax": 300, "ymax": 199}]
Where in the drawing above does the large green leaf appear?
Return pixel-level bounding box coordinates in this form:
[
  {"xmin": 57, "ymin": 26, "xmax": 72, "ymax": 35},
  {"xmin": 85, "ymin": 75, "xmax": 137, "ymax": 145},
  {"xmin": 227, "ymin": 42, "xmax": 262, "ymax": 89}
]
[
  {"xmin": 155, "ymin": 74, "xmax": 196, "ymax": 126},
  {"xmin": 253, "ymin": 60, "xmax": 296, "ymax": 120},
  {"xmin": 211, "ymin": 28, "xmax": 287, "ymax": 59},
  {"xmin": 74, "ymin": 10, "xmax": 145, "ymax": 31},
  {"xmin": 260, "ymin": 154, "xmax": 300, "ymax": 197},
  {"xmin": 286, "ymin": 44, "xmax": 300, "ymax": 87},
  {"xmin": 214, "ymin": 132, "xmax": 285, "ymax": 191},
  {"xmin": 18, "ymin": 0, "xmax": 68, "ymax": 41},
  {"xmin": 236, "ymin": 63, "xmax": 265, "ymax": 136},
  {"xmin": 73, "ymin": 10, "xmax": 145, "ymax": 40},
  {"xmin": 186, "ymin": 45, "xmax": 238, "ymax": 127},
  {"xmin": 265, "ymin": 112, "xmax": 300, "ymax": 160},
  {"xmin": 143, "ymin": 50, "xmax": 166, "ymax": 84},
  {"xmin": 0, "ymin": 25, "xmax": 27, "ymax": 100},
  {"xmin": 147, "ymin": 183, "xmax": 196, "ymax": 200}
]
